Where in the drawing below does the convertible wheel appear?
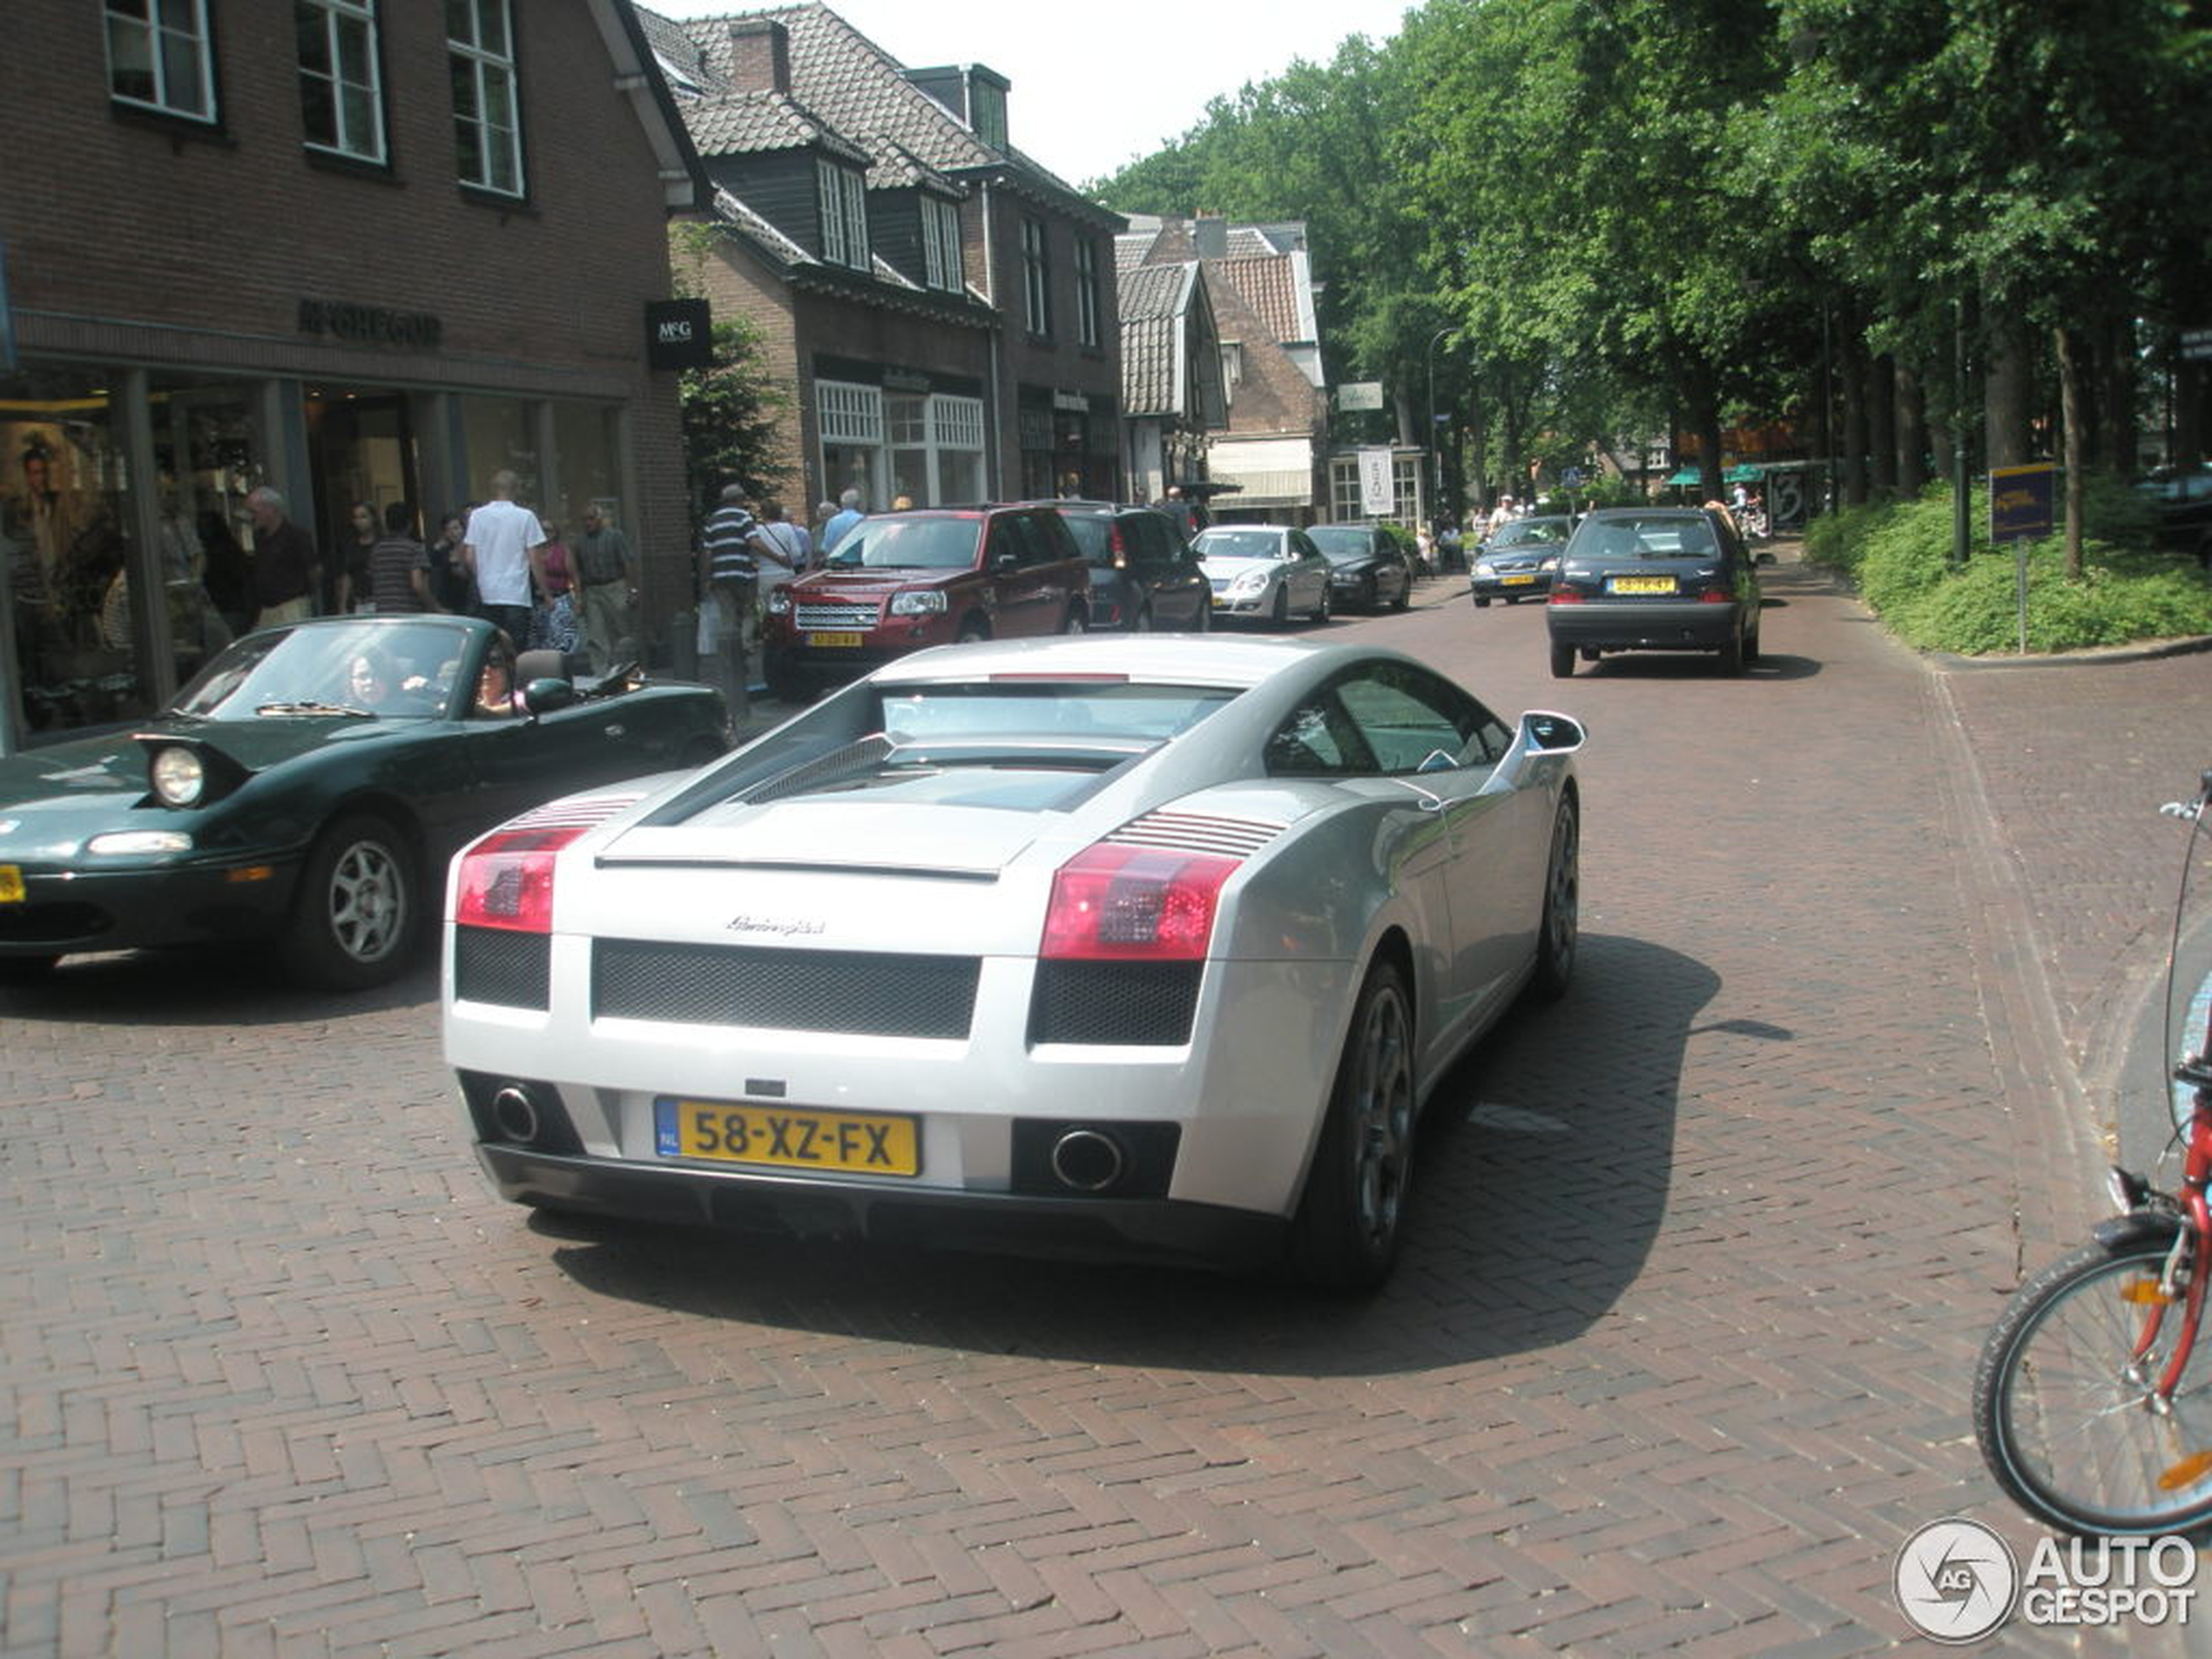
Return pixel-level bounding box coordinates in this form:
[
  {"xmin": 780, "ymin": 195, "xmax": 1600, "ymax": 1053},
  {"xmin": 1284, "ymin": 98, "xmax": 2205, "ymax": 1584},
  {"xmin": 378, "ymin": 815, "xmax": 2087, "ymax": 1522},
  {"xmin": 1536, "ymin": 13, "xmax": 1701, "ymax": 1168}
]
[
  {"xmin": 1290, "ymin": 960, "xmax": 1417, "ymax": 1292},
  {"xmin": 1528, "ymin": 795, "xmax": 1580, "ymax": 1001},
  {"xmin": 283, "ymin": 812, "xmax": 417, "ymax": 991},
  {"xmin": 1548, "ymin": 640, "xmax": 1575, "ymax": 678}
]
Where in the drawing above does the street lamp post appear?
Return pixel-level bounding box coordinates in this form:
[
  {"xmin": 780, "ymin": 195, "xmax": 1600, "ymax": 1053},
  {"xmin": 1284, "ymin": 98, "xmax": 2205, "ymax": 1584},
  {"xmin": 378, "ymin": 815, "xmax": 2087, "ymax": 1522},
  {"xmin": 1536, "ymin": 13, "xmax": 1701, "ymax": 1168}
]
[{"xmin": 1426, "ymin": 327, "xmax": 1453, "ymax": 528}]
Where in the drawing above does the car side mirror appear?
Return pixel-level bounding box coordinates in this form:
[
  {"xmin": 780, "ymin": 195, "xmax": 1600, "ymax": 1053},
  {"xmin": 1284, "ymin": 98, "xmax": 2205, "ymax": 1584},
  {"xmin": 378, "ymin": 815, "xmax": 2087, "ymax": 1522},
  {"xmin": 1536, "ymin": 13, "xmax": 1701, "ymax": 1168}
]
[
  {"xmin": 1521, "ymin": 711, "xmax": 1587, "ymax": 753},
  {"xmin": 522, "ymin": 678, "xmax": 577, "ymax": 717},
  {"xmin": 994, "ymin": 551, "xmax": 1021, "ymax": 572}
]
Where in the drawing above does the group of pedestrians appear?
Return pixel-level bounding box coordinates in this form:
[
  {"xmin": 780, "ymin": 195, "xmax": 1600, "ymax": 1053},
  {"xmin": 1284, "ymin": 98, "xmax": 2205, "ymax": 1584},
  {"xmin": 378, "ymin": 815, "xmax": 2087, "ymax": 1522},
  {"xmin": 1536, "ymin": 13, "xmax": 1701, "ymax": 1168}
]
[
  {"xmin": 696, "ymin": 482, "xmax": 873, "ymax": 710},
  {"xmin": 239, "ymin": 473, "xmax": 638, "ymax": 673}
]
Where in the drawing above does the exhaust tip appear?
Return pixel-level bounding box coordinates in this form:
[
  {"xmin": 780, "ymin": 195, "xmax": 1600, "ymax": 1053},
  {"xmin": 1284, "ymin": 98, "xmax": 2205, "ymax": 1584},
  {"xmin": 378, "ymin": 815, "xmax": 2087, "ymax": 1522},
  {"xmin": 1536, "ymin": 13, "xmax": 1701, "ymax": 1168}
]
[
  {"xmin": 1049, "ymin": 1128, "xmax": 1126, "ymax": 1193},
  {"xmin": 492, "ymin": 1085, "xmax": 541, "ymax": 1143}
]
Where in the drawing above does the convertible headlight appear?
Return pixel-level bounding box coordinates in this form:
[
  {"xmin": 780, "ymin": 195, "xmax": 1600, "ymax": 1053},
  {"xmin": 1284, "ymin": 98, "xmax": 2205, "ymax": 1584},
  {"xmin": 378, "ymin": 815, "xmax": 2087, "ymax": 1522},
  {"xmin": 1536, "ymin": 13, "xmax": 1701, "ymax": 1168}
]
[
  {"xmin": 1474, "ymin": 562, "xmax": 1496, "ymax": 577},
  {"xmin": 1230, "ymin": 569, "xmax": 1270, "ymax": 595},
  {"xmin": 150, "ymin": 745, "xmax": 206, "ymax": 806},
  {"xmin": 88, "ymin": 830, "xmax": 193, "ymax": 855},
  {"xmin": 889, "ymin": 590, "xmax": 948, "ymax": 616},
  {"xmin": 765, "ymin": 590, "xmax": 793, "ymax": 616}
]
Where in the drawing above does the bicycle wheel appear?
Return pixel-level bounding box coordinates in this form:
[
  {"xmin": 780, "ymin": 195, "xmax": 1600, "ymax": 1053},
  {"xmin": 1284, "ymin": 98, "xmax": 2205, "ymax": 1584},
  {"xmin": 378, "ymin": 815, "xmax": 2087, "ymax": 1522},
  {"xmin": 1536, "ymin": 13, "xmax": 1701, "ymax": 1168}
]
[{"xmin": 1974, "ymin": 1238, "xmax": 2212, "ymax": 1534}]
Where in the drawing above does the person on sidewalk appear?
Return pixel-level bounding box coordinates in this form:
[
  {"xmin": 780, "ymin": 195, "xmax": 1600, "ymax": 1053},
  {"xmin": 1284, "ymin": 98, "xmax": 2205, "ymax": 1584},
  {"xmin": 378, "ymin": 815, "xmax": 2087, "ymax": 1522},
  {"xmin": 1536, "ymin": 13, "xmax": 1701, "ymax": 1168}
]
[
  {"xmin": 698, "ymin": 483, "xmax": 775, "ymax": 713},
  {"xmin": 462, "ymin": 470, "xmax": 548, "ymax": 648},
  {"xmin": 245, "ymin": 487, "xmax": 322, "ymax": 631},
  {"xmin": 571, "ymin": 503, "xmax": 635, "ymax": 671},
  {"xmin": 820, "ymin": 488, "xmax": 866, "ymax": 556}
]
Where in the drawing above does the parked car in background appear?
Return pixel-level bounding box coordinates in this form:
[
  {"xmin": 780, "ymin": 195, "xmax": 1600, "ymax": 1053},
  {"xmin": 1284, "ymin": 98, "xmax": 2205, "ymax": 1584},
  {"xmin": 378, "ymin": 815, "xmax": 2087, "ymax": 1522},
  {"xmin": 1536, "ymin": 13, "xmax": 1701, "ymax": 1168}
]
[
  {"xmin": 1035, "ymin": 500, "xmax": 1212, "ymax": 631},
  {"xmin": 1470, "ymin": 514, "xmax": 1575, "ymax": 606},
  {"xmin": 0, "ymin": 616, "xmax": 726, "ymax": 990},
  {"xmin": 764, "ymin": 505, "xmax": 1089, "ymax": 700},
  {"xmin": 443, "ymin": 634, "xmax": 1588, "ymax": 1288},
  {"xmin": 2137, "ymin": 466, "xmax": 2212, "ymax": 566},
  {"xmin": 1306, "ymin": 524, "xmax": 1413, "ymax": 612},
  {"xmin": 1193, "ymin": 524, "xmax": 1333, "ymax": 625},
  {"xmin": 1546, "ymin": 506, "xmax": 1768, "ymax": 677}
]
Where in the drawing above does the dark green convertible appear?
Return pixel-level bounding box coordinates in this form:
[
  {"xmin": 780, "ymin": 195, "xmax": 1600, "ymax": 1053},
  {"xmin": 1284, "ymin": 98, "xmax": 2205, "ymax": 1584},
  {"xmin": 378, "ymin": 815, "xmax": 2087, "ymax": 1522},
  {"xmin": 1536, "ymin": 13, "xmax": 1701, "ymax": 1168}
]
[{"xmin": 0, "ymin": 615, "xmax": 727, "ymax": 989}]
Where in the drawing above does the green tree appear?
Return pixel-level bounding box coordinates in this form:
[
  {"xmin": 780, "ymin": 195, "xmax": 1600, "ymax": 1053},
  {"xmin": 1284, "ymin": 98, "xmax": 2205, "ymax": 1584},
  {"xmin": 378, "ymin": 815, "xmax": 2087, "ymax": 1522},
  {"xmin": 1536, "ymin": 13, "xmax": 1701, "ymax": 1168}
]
[{"xmin": 666, "ymin": 223, "xmax": 790, "ymax": 522}]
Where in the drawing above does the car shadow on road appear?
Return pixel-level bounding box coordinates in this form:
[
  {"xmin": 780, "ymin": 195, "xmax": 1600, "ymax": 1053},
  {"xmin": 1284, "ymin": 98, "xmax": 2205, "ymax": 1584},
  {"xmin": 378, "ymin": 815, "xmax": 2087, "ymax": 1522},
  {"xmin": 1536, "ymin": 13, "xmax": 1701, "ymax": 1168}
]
[
  {"xmin": 543, "ymin": 932, "xmax": 1720, "ymax": 1379},
  {"xmin": 1567, "ymin": 653, "xmax": 1823, "ymax": 681},
  {"xmin": 0, "ymin": 944, "xmax": 440, "ymax": 1026}
]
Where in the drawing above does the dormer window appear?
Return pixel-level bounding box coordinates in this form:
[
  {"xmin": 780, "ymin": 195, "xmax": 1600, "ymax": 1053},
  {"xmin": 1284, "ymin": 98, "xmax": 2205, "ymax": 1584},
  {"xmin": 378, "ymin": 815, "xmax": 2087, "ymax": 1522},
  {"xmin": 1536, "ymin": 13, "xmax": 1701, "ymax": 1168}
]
[
  {"xmin": 818, "ymin": 160, "xmax": 869, "ymax": 270},
  {"xmin": 971, "ymin": 78, "xmax": 1006, "ymax": 151},
  {"xmin": 921, "ymin": 196, "xmax": 963, "ymax": 293}
]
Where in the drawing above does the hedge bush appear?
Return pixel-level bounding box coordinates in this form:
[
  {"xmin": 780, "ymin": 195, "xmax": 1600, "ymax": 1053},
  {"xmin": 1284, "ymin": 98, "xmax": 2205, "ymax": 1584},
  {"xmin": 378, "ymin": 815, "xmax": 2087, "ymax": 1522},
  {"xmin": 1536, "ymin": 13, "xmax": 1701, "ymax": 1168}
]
[{"xmin": 1803, "ymin": 480, "xmax": 2212, "ymax": 655}]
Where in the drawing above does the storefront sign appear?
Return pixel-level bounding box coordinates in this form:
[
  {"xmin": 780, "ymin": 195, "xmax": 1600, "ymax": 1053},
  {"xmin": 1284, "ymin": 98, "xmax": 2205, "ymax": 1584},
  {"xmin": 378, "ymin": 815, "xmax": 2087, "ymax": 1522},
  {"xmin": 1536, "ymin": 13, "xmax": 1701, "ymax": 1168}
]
[
  {"xmin": 882, "ymin": 369, "xmax": 932, "ymax": 394},
  {"xmin": 1359, "ymin": 447, "xmax": 1396, "ymax": 517},
  {"xmin": 1339, "ymin": 381, "xmax": 1384, "ymax": 412},
  {"xmin": 1052, "ymin": 391, "xmax": 1089, "ymax": 413},
  {"xmin": 296, "ymin": 299, "xmax": 442, "ymax": 351},
  {"xmin": 644, "ymin": 299, "xmax": 711, "ymax": 370}
]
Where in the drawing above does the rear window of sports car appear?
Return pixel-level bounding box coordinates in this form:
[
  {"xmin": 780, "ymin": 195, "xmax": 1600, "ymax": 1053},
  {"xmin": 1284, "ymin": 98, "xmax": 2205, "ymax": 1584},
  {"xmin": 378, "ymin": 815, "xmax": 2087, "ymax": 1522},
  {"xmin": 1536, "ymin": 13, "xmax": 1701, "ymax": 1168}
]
[{"xmin": 875, "ymin": 682, "xmax": 1238, "ymax": 746}]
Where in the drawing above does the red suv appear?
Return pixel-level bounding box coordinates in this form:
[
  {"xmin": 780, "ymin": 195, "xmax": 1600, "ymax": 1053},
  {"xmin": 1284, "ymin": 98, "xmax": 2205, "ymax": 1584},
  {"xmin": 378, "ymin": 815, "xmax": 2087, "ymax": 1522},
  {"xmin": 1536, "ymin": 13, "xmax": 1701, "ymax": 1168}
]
[{"xmin": 763, "ymin": 506, "xmax": 1089, "ymax": 699}]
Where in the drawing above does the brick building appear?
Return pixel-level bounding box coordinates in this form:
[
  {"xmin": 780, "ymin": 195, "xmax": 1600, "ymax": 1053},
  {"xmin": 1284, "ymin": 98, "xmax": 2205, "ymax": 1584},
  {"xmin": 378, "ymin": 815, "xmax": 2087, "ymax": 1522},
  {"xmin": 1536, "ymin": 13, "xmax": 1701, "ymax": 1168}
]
[
  {"xmin": 0, "ymin": 0, "xmax": 705, "ymax": 748},
  {"xmin": 1118, "ymin": 216, "xmax": 1333, "ymax": 525},
  {"xmin": 641, "ymin": 5, "xmax": 1125, "ymax": 517}
]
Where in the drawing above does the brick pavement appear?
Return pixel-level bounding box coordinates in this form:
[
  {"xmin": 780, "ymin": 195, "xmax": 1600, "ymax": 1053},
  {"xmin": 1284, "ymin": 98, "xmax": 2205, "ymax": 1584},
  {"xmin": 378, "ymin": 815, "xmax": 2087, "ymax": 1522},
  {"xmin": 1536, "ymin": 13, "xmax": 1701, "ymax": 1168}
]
[{"xmin": 1, "ymin": 556, "xmax": 2202, "ymax": 1656}]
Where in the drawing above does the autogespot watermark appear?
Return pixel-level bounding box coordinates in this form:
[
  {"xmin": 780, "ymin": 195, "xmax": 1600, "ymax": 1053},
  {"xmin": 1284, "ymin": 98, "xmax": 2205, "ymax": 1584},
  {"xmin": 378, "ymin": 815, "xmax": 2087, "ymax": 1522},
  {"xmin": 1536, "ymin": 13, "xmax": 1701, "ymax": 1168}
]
[{"xmin": 1894, "ymin": 1518, "xmax": 2199, "ymax": 1643}]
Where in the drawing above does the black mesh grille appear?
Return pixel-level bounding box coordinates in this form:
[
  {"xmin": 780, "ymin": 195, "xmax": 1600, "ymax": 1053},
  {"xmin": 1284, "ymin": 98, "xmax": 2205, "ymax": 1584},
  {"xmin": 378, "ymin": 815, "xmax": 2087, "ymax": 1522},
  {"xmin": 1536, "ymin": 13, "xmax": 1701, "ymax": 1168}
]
[
  {"xmin": 593, "ymin": 940, "xmax": 979, "ymax": 1036},
  {"xmin": 1028, "ymin": 961, "xmax": 1203, "ymax": 1046},
  {"xmin": 455, "ymin": 926, "xmax": 551, "ymax": 1009}
]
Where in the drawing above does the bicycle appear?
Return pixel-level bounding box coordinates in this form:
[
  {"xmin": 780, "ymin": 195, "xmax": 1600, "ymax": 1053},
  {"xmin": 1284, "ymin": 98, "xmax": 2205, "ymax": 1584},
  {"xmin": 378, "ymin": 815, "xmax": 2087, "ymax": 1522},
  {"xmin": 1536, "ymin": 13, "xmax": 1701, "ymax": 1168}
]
[{"xmin": 1973, "ymin": 770, "xmax": 2212, "ymax": 1534}]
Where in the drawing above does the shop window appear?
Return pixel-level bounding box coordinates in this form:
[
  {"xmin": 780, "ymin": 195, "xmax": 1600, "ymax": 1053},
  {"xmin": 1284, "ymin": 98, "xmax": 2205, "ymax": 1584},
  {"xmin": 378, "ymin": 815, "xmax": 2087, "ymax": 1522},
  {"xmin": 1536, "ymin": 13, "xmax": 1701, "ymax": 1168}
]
[
  {"xmin": 458, "ymin": 395, "xmax": 536, "ymax": 508},
  {"xmin": 552, "ymin": 403, "xmax": 619, "ymax": 532},
  {"xmin": 299, "ymin": 0, "xmax": 386, "ymax": 164},
  {"xmin": 448, "ymin": 0, "xmax": 523, "ymax": 197},
  {"xmin": 3, "ymin": 369, "xmax": 151, "ymax": 732},
  {"xmin": 105, "ymin": 0, "xmax": 216, "ymax": 123}
]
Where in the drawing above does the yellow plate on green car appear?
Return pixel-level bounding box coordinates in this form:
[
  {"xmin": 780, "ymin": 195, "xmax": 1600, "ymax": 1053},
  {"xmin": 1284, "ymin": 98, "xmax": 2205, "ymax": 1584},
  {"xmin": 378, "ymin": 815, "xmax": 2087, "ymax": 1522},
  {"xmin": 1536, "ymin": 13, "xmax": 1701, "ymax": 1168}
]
[{"xmin": 0, "ymin": 866, "xmax": 22, "ymax": 904}]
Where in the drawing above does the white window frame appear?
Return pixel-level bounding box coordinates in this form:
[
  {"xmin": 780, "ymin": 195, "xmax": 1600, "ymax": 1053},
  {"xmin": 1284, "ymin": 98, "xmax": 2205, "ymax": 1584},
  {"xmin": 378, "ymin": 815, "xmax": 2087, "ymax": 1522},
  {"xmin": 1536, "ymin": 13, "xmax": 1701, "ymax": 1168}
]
[
  {"xmin": 105, "ymin": 0, "xmax": 216, "ymax": 123},
  {"xmin": 1329, "ymin": 455, "xmax": 1422, "ymax": 524},
  {"xmin": 930, "ymin": 395, "xmax": 984, "ymax": 455},
  {"xmin": 448, "ymin": 0, "xmax": 523, "ymax": 197},
  {"xmin": 1075, "ymin": 239, "xmax": 1101, "ymax": 348},
  {"xmin": 299, "ymin": 0, "xmax": 386, "ymax": 163},
  {"xmin": 818, "ymin": 161, "xmax": 870, "ymax": 271},
  {"xmin": 1021, "ymin": 217, "xmax": 1050, "ymax": 337},
  {"xmin": 921, "ymin": 196, "xmax": 962, "ymax": 293},
  {"xmin": 817, "ymin": 381, "xmax": 884, "ymax": 447}
]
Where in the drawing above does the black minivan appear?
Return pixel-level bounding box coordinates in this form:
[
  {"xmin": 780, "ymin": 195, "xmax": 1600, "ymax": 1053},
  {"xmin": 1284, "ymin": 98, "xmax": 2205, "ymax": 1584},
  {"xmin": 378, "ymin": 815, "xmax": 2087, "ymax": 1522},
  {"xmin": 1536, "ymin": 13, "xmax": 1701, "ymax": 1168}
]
[{"xmin": 1035, "ymin": 501, "xmax": 1213, "ymax": 632}]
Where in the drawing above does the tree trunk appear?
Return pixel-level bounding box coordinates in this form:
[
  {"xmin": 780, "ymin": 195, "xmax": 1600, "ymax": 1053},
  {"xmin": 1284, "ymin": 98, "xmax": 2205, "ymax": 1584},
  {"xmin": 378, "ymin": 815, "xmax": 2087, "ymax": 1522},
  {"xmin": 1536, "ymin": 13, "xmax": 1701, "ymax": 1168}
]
[
  {"xmin": 2101, "ymin": 314, "xmax": 2139, "ymax": 474},
  {"xmin": 1840, "ymin": 329, "xmax": 1871, "ymax": 506},
  {"xmin": 1869, "ymin": 353, "xmax": 1899, "ymax": 496},
  {"xmin": 2056, "ymin": 324, "xmax": 2086, "ymax": 579},
  {"xmin": 1897, "ymin": 358, "xmax": 1929, "ymax": 494},
  {"xmin": 1985, "ymin": 307, "xmax": 2034, "ymax": 469}
]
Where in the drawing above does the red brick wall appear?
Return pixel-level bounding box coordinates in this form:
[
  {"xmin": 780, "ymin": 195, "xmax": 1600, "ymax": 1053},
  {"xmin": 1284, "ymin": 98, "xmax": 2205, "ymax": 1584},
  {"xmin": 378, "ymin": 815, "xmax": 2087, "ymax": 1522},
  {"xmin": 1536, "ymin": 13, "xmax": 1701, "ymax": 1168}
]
[{"xmin": 0, "ymin": 0, "xmax": 696, "ymax": 627}]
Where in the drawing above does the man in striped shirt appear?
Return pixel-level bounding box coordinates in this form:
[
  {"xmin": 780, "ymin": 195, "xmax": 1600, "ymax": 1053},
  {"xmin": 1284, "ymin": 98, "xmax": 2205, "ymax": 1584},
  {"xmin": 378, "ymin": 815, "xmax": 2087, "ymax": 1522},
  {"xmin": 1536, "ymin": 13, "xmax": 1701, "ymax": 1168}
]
[{"xmin": 699, "ymin": 483, "xmax": 775, "ymax": 716}]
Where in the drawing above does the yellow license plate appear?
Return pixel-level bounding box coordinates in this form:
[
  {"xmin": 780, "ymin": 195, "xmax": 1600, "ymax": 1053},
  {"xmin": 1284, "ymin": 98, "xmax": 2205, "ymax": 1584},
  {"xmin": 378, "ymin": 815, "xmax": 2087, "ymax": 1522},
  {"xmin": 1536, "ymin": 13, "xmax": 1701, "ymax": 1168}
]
[
  {"xmin": 805, "ymin": 631, "xmax": 864, "ymax": 648},
  {"xmin": 1609, "ymin": 575, "xmax": 1678, "ymax": 595},
  {"xmin": 1502, "ymin": 574, "xmax": 1536, "ymax": 585},
  {"xmin": 658, "ymin": 1097, "xmax": 920, "ymax": 1176},
  {"xmin": 0, "ymin": 866, "xmax": 21, "ymax": 904}
]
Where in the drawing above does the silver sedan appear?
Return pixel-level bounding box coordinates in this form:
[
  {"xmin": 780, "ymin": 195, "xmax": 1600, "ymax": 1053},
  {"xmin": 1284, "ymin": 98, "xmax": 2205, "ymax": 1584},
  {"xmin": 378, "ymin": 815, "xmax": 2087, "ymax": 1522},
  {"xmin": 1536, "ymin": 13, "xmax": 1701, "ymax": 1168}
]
[
  {"xmin": 1195, "ymin": 525, "xmax": 1334, "ymax": 625},
  {"xmin": 443, "ymin": 636, "xmax": 1586, "ymax": 1289}
]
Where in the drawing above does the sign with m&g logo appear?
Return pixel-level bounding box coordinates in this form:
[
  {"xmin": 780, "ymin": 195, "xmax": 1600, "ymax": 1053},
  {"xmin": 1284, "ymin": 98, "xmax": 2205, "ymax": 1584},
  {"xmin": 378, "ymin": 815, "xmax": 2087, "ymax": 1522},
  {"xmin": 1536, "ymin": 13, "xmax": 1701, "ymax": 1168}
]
[{"xmin": 645, "ymin": 299, "xmax": 712, "ymax": 370}]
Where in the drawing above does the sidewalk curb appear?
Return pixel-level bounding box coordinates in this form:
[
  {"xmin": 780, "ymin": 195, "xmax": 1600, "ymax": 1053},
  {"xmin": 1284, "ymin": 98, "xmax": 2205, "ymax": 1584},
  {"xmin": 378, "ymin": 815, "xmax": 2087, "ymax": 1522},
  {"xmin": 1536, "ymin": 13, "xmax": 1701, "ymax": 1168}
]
[{"xmin": 1927, "ymin": 633, "xmax": 2212, "ymax": 671}]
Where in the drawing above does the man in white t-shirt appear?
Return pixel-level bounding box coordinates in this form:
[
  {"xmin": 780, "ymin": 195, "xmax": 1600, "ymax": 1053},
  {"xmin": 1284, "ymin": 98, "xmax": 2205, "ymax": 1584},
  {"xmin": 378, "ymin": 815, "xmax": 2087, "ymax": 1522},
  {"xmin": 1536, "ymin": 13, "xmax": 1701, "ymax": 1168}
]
[{"xmin": 462, "ymin": 469, "xmax": 546, "ymax": 646}]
